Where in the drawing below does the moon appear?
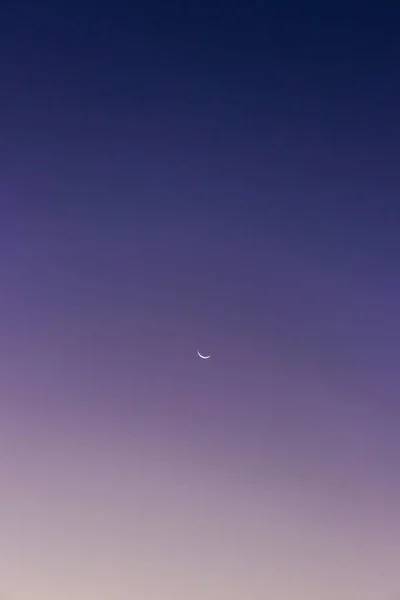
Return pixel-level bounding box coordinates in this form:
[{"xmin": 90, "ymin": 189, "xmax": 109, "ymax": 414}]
[{"xmin": 197, "ymin": 350, "xmax": 211, "ymax": 359}]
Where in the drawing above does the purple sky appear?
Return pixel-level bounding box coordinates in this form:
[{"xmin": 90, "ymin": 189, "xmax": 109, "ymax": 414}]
[{"xmin": 1, "ymin": 3, "xmax": 400, "ymax": 599}]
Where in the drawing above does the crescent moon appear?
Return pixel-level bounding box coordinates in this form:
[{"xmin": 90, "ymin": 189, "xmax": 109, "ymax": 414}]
[{"xmin": 197, "ymin": 350, "xmax": 211, "ymax": 359}]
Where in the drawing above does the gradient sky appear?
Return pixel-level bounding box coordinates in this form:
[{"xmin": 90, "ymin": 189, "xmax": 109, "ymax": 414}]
[{"xmin": 1, "ymin": 3, "xmax": 400, "ymax": 599}]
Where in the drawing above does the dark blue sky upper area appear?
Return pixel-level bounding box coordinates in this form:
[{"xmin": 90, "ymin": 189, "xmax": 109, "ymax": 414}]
[{"xmin": 1, "ymin": 2, "xmax": 400, "ymax": 263}]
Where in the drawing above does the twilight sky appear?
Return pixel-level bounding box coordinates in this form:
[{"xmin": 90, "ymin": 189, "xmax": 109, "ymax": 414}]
[{"xmin": 1, "ymin": 2, "xmax": 400, "ymax": 599}]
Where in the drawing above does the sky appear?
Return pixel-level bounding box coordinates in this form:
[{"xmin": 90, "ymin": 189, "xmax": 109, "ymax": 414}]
[{"xmin": 1, "ymin": 2, "xmax": 400, "ymax": 599}]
